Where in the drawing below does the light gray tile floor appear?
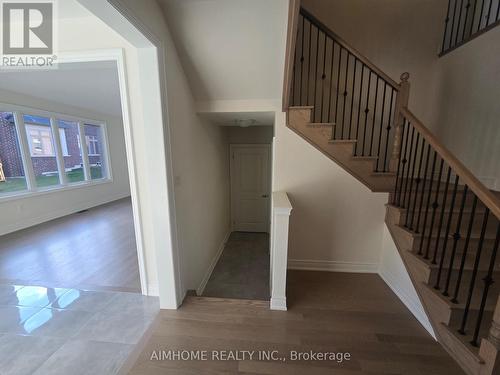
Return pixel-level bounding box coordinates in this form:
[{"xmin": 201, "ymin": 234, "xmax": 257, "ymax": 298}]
[
  {"xmin": 0, "ymin": 284, "xmax": 159, "ymax": 375},
  {"xmin": 202, "ymin": 232, "xmax": 270, "ymax": 300}
]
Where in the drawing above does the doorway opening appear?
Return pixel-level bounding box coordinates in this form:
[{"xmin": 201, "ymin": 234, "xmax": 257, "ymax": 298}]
[
  {"xmin": 199, "ymin": 114, "xmax": 274, "ymax": 301},
  {"xmin": 0, "ymin": 59, "xmax": 142, "ymax": 294}
]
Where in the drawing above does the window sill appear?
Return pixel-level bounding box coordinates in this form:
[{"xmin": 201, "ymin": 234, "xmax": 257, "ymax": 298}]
[{"xmin": 0, "ymin": 178, "xmax": 113, "ymax": 203}]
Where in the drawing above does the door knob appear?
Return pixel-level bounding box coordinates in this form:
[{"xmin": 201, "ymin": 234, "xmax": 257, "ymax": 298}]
[{"xmin": 262, "ymin": 194, "xmax": 269, "ymax": 198}]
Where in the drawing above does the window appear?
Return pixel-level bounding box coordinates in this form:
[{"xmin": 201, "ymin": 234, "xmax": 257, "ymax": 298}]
[
  {"xmin": 0, "ymin": 105, "xmax": 111, "ymax": 198},
  {"xmin": 0, "ymin": 111, "xmax": 27, "ymax": 194},
  {"xmin": 84, "ymin": 124, "xmax": 107, "ymax": 180},
  {"xmin": 58, "ymin": 120, "xmax": 84, "ymax": 184},
  {"xmin": 24, "ymin": 115, "xmax": 60, "ymax": 188}
]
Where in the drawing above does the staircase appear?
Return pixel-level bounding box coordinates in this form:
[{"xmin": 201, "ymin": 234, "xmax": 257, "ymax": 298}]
[{"xmin": 284, "ymin": 5, "xmax": 500, "ymax": 375}]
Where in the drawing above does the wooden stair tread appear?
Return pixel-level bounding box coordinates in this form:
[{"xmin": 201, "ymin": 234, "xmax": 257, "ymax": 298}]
[
  {"xmin": 421, "ymin": 282, "xmax": 497, "ymax": 312},
  {"xmin": 289, "ymin": 105, "xmax": 314, "ymax": 109},
  {"xmin": 440, "ymin": 323, "xmax": 484, "ymax": 364},
  {"xmin": 328, "ymin": 139, "xmax": 357, "ymax": 144},
  {"xmin": 396, "ymin": 224, "xmax": 497, "ymax": 241}
]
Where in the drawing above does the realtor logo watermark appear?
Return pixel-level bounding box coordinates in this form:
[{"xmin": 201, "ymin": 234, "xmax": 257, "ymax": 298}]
[{"xmin": 1, "ymin": 0, "xmax": 58, "ymax": 69}]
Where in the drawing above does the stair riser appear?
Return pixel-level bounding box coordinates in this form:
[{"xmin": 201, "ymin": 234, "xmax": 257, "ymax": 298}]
[
  {"xmin": 392, "ymin": 193, "xmax": 483, "ymax": 215},
  {"xmin": 400, "ymin": 211, "xmax": 497, "ymax": 236}
]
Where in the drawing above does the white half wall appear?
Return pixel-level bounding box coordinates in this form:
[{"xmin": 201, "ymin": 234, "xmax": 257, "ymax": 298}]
[
  {"xmin": 0, "ymin": 89, "xmax": 130, "ymax": 236},
  {"xmin": 379, "ymin": 224, "xmax": 435, "ymax": 338}
]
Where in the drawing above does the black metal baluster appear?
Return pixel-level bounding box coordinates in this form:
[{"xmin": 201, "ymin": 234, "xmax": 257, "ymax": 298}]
[
  {"xmin": 444, "ymin": 185, "xmax": 469, "ymax": 296},
  {"xmin": 313, "ymin": 27, "xmax": 320, "ymax": 122},
  {"xmin": 354, "ymin": 65, "xmax": 365, "ymax": 155},
  {"xmin": 396, "ymin": 120, "xmax": 411, "ymax": 206},
  {"xmin": 469, "ymin": 0, "xmax": 479, "ymax": 38},
  {"xmin": 450, "ymin": 0, "xmax": 460, "ymax": 49},
  {"xmin": 405, "ymin": 132, "xmax": 425, "ymax": 230},
  {"xmin": 348, "ymin": 59, "xmax": 357, "ymax": 139},
  {"xmin": 307, "ymin": 20, "xmax": 312, "ymax": 106},
  {"xmin": 409, "ymin": 136, "xmax": 425, "ymax": 230},
  {"xmin": 401, "ymin": 127, "xmax": 416, "ymax": 209},
  {"xmin": 415, "ymin": 144, "xmax": 432, "ymax": 234},
  {"xmin": 404, "ymin": 132, "xmax": 420, "ymax": 218},
  {"xmin": 424, "ymin": 158, "xmax": 445, "ymax": 259},
  {"xmin": 382, "ymin": 89, "xmax": 395, "ymax": 172},
  {"xmin": 455, "ymin": 0, "xmax": 465, "ymax": 45},
  {"xmin": 333, "ymin": 47, "xmax": 342, "ymax": 139},
  {"xmin": 361, "ymin": 73, "xmax": 372, "ymax": 156},
  {"xmin": 341, "ymin": 53, "xmax": 350, "ymax": 139},
  {"xmin": 300, "ymin": 15, "xmax": 305, "ymax": 105},
  {"xmin": 375, "ymin": 83, "xmax": 388, "ymax": 171},
  {"xmin": 435, "ymin": 175, "xmax": 460, "ymax": 290},
  {"xmin": 486, "ymin": 0, "xmax": 494, "ymax": 26},
  {"xmin": 392, "ymin": 120, "xmax": 407, "ymax": 205},
  {"xmin": 458, "ymin": 208, "xmax": 490, "ymax": 335},
  {"xmin": 452, "ymin": 195, "xmax": 478, "ymax": 303},
  {"xmin": 320, "ymin": 33, "xmax": 327, "ymax": 123},
  {"xmin": 471, "ymin": 222, "xmax": 500, "ymax": 346},
  {"xmin": 418, "ymin": 151, "xmax": 438, "ymax": 255},
  {"xmin": 462, "ymin": 1, "xmax": 472, "ymax": 41},
  {"xmin": 478, "ymin": 0, "xmax": 487, "ymax": 32},
  {"xmin": 369, "ymin": 77, "xmax": 380, "ymax": 156},
  {"xmin": 327, "ymin": 40, "xmax": 335, "ymax": 127},
  {"xmin": 432, "ymin": 167, "xmax": 452, "ymax": 265},
  {"xmin": 496, "ymin": 0, "xmax": 500, "ymax": 21},
  {"xmin": 442, "ymin": 0, "xmax": 453, "ymax": 52}
]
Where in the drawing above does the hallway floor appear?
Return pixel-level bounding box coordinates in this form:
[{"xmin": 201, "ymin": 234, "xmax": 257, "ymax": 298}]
[
  {"xmin": 0, "ymin": 198, "xmax": 140, "ymax": 293},
  {"xmin": 129, "ymin": 271, "xmax": 464, "ymax": 375},
  {"xmin": 202, "ymin": 232, "xmax": 270, "ymax": 300}
]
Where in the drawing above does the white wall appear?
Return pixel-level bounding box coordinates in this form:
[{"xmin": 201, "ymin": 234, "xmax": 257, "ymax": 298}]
[
  {"xmin": 273, "ymin": 112, "xmax": 388, "ymax": 271},
  {"xmin": 433, "ymin": 26, "xmax": 500, "ymax": 190},
  {"xmin": 379, "ymin": 225, "xmax": 435, "ymax": 337},
  {"xmin": 226, "ymin": 126, "xmax": 274, "ymax": 144},
  {"xmin": 0, "ymin": 89, "xmax": 130, "ymax": 235}
]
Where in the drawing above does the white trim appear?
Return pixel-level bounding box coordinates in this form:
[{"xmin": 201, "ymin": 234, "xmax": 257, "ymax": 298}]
[
  {"xmin": 196, "ymin": 231, "xmax": 231, "ymax": 296},
  {"xmin": 287, "ymin": 259, "xmax": 379, "ymax": 273},
  {"xmin": 270, "ymin": 297, "xmax": 287, "ymax": 311},
  {"xmin": 147, "ymin": 283, "xmax": 159, "ymax": 297},
  {"xmin": 378, "ymin": 269, "xmax": 436, "ymax": 339}
]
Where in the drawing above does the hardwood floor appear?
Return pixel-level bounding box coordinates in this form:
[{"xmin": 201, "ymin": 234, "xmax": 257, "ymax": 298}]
[
  {"xmin": 128, "ymin": 271, "xmax": 464, "ymax": 374},
  {"xmin": 0, "ymin": 198, "xmax": 141, "ymax": 293}
]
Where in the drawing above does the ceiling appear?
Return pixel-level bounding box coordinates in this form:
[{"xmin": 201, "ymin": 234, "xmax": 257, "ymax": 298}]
[
  {"xmin": 158, "ymin": 0, "xmax": 288, "ymax": 102},
  {"xmin": 199, "ymin": 111, "xmax": 274, "ymax": 127},
  {"xmin": 0, "ymin": 61, "xmax": 123, "ymax": 117}
]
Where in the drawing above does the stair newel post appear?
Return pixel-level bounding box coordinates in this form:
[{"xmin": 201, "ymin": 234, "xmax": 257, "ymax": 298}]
[
  {"xmin": 479, "ymin": 295, "xmax": 500, "ymax": 374},
  {"xmin": 389, "ymin": 72, "xmax": 410, "ymax": 172}
]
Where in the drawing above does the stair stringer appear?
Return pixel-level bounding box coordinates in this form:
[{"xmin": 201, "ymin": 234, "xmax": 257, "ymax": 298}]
[{"xmin": 385, "ymin": 205, "xmax": 487, "ymax": 375}]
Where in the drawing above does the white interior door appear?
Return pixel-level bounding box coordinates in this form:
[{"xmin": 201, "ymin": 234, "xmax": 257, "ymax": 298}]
[{"xmin": 230, "ymin": 144, "xmax": 271, "ymax": 233}]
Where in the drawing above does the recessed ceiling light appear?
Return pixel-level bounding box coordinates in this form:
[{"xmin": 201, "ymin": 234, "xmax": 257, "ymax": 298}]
[{"xmin": 234, "ymin": 119, "xmax": 257, "ymax": 128}]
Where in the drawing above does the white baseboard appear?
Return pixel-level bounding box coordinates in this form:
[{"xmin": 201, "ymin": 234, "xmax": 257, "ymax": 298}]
[
  {"xmin": 288, "ymin": 259, "xmax": 379, "ymax": 273},
  {"xmin": 378, "ymin": 269, "xmax": 436, "ymax": 339},
  {"xmin": 196, "ymin": 231, "xmax": 231, "ymax": 296},
  {"xmin": 270, "ymin": 297, "xmax": 287, "ymax": 311}
]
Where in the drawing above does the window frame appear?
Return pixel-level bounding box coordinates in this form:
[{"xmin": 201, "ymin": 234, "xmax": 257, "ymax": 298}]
[{"xmin": 0, "ymin": 102, "xmax": 113, "ymax": 200}]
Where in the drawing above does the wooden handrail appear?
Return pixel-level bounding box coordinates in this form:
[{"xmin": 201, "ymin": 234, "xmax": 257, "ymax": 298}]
[
  {"xmin": 401, "ymin": 107, "xmax": 500, "ymax": 219},
  {"xmin": 282, "ymin": 0, "xmax": 301, "ymax": 112},
  {"xmin": 300, "ymin": 7, "xmax": 400, "ymax": 90}
]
